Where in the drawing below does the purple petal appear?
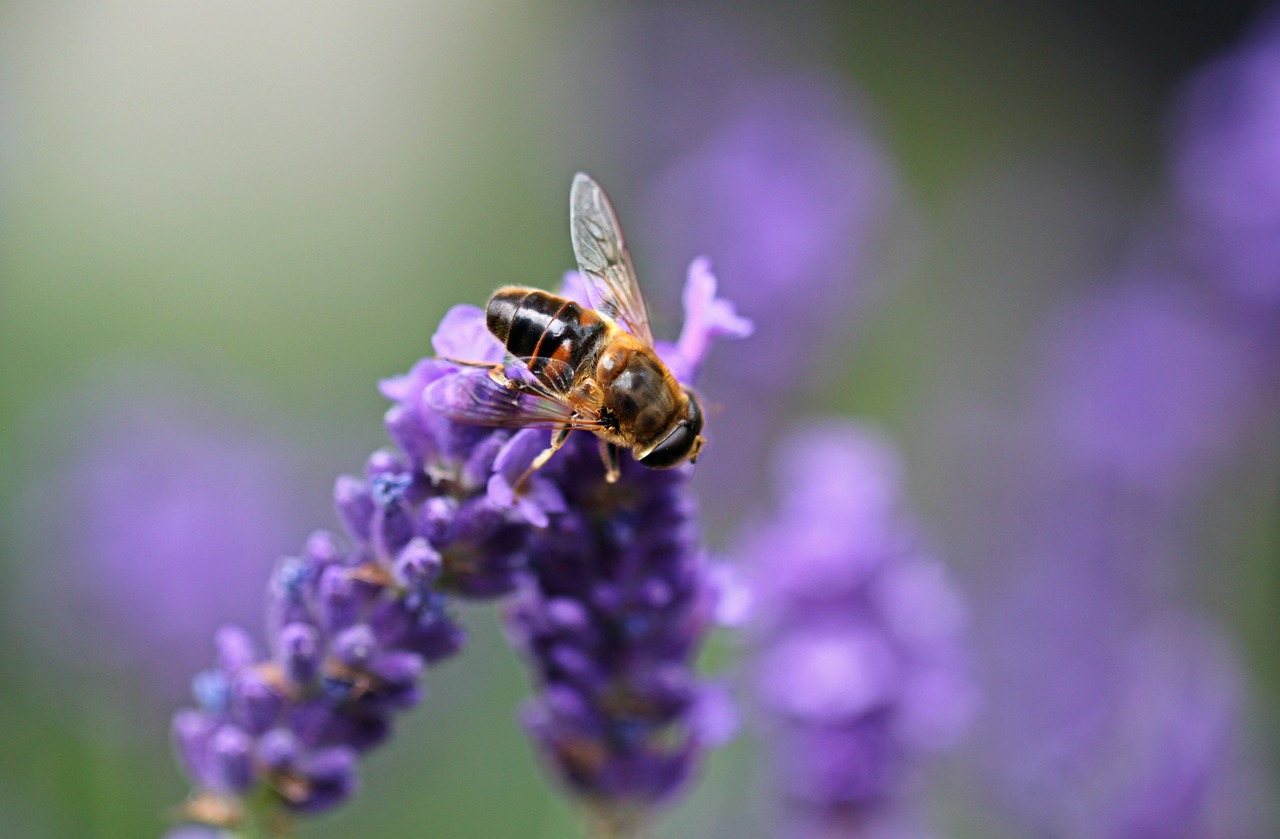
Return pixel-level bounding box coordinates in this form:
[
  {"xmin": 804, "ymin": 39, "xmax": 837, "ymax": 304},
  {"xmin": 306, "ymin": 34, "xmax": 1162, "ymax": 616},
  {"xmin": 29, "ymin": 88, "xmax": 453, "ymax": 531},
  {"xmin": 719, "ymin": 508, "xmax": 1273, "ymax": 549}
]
[
  {"xmin": 430, "ymin": 304, "xmax": 505, "ymax": 363},
  {"xmin": 673, "ymin": 258, "xmax": 754, "ymax": 377}
]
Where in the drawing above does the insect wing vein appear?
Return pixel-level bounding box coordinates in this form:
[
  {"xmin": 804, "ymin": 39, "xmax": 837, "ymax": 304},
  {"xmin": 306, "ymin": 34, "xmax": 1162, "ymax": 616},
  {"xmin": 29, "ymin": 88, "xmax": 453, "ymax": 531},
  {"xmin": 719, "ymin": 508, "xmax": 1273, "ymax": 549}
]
[
  {"xmin": 425, "ymin": 368, "xmax": 573, "ymax": 428},
  {"xmin": 426, "ymin": 367, "xmax": 604, "ymax": 431},
  {"xmin": 570, "ymin": 173, "xmax": 655, "ymax": 346}
]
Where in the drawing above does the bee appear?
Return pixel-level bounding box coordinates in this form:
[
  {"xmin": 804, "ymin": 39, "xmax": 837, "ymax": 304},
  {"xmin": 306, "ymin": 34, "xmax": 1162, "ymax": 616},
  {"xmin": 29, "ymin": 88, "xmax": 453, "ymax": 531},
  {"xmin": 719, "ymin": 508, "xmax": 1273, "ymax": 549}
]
[{"xmin": 427, "ymin": 172, "xmax": 705, "ymax": 484}]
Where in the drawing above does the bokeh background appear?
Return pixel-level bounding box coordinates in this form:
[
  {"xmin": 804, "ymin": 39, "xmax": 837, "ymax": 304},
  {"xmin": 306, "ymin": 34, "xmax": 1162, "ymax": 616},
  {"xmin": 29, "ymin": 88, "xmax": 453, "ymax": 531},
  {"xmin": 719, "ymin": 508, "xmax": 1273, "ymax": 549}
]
[{"xmin": 1, "ymin": 1, "xmax": 1276, "ymax": 837}]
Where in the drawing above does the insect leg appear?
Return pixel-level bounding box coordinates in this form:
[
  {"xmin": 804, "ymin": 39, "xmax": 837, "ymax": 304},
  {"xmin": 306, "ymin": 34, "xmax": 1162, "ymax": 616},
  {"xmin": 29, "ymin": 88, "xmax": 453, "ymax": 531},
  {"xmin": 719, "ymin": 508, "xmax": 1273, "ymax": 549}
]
[
  {"xmin": 437, "ymin": 355, "xmax": 502, "ymax": 369},
  {"xmin": 513, "ymin": 425, "xmax": 573, "ymax": 495},
  {"xmin": 488, "ymin": 365, "xmax": 512, "ymax": 387},
  {"xmin": 599, "ymin": 440, "xmax": 621, "ymax": 484}
]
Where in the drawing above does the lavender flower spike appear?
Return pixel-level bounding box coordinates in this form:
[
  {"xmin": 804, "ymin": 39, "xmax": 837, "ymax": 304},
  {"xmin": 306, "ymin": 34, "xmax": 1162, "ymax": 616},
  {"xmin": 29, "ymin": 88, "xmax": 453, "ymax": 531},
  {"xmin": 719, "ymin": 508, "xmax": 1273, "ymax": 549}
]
[
  {"xmin": 501, "ymin": 268, "xmax": 747, "ymax": 835},
  {"xmin": 168, "ymin": 309, "xmax": 558, "ymax": 835},
  {"xmin": 738, "ymin": 423, "xmax": 976, "ymax": 839}
]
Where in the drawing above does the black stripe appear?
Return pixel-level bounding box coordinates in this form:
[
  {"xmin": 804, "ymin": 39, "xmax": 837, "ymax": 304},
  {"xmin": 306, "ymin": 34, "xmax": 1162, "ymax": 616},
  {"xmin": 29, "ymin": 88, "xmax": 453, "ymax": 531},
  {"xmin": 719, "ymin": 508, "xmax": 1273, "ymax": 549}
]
[
  {"xmin": 565, "ymin": 311, "xmax": 606, "ymax": 370},
  {"xmin": 490, "ymin": 290, "xmax": 608, "ymax": 376},
  {"xmin": 531, "ymin": 299, "xmax": 577, "ymax": 361},
  {"xmin": 505, "ymin": 291, "xmax": 561, "ymax": 357}
]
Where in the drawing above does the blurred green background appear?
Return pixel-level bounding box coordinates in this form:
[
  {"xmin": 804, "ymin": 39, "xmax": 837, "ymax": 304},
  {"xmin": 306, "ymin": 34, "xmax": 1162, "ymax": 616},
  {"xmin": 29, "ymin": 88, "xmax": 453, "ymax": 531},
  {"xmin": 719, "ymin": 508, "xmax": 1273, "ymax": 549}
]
[{"xmin": 0, "ymin": 2, "xmax": 1274, "ymax": 837}]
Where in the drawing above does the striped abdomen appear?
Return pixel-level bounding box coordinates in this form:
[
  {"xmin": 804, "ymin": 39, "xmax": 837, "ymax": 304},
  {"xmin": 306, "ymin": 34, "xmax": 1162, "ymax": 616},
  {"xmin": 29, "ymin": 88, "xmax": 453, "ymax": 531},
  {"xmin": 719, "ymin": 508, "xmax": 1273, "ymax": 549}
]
[{"xmin": 485, "ymin": 287, "xmax": 608, "ymax": 371}]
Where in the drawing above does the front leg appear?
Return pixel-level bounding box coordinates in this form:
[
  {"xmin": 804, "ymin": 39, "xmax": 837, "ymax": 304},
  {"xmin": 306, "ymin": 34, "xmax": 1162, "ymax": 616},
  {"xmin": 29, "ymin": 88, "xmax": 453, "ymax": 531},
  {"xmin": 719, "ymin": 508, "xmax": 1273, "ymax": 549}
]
[
  {"xmin": 513, "ymin": 425, "xmax": 573, "ymax": 495},
  {"xmin": 598, "ymin": 440, "xmax": 621, "ymax": 484}
]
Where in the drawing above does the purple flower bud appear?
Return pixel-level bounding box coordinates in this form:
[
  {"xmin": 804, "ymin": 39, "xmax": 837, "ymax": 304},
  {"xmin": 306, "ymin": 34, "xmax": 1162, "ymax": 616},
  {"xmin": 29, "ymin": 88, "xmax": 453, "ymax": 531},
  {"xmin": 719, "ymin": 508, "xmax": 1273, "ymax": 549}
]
[
  {"xmin": 543, "ymin": 597, "xmax": 591, "ymax": 634},
  {"xmin": 192, "ymin": 670, "xmax": 230, "ymax": 715},
  {"xmin": 441, "ymin": 497, "xmax": 530, "ymax": 597},
  {"xmin": 373, "ymin": 595, "xmax": 465, "ymax": 663},
  {"xmin": 459, "ymin": 432, "xmax": 508, "ymax": 492},
  {"xmin": 368, "ymin": 650, "xmax": 423, "ymax": 686},
  {"xmin": 173, "ymin": 709, "xmax": 219, "ymax": 789},
  {"xmin": 214, "ymin": 626, "xmax": 257, "ymax": 673},
  {"xmin": 382, "ymin": 403, "xmax": 427, "ymax": 468},
  {"xmin": 416, "ymin": 495, "xmax": 457, "ymax": 546},
  {"xmin": 303, "ymin": 530, "xmax": 341, "ymax": 566},
  {"xmin": 316, "ymin": 566, "xmax": 363, "ymax": 633},
  {"xmin": 210, "ymin": 724, "xmax": 255, "ymax": 794},
  {"xmin": 545, "ymin": 643, "xmax": 603, "ymax": 688},
  {"xmin": 290, "ymin": 747, "xmax": 358, "ymax": 813},
  {"xmin": 334, "ymin": 475, "xmax": 374, "ymax": 542},
  {"xmin": 229, "ymin": 670, "xmax": 284, "ymax": 736},
  {"xmin": 371, "ymin": 471, "xmax": 409, "ymax": 512},
  {"xmin": 256, "ymin": 727, "xmax": 300, "ymax": 773},
  {"xmin": 393, "ymin": 537, "xmax": 442, "ymax": 594},
  {"xmin": 271, "ymin": 555, "xmax": 313, "ymax": 606},
  {"xmin": 278, "ymin": 622, "xmax": 322, "ymax": 686},
  {"xmin": 331, "ymin": 624, "xmax": 378, "ymax": 668}
]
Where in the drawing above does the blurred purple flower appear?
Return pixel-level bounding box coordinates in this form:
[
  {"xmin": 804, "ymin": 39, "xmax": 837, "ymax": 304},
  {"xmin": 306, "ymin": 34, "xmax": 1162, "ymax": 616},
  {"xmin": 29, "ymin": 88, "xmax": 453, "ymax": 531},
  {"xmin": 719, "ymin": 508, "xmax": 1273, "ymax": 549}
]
[
  {"xmin": 974, "ymin": 264, "xmax": 1264, "ymax": 836},
  {"xmin": 1172, "ymin": 11, "xmax": 1280, "ymax": 310},
  {"xmin": 9, "ymin": 370, "xmax": 309, "ymax": 703},
  {"xmin": 503, "ymin": 267, "xmax": 745, "ymax": 834},
  {"xmin": 737, "ymin": 423, "xmax": 976, "ymax": 838},
  {"xmin": 647, "ymin": 78, "xmax": 897, "ymax": 366},
  {"xmin": 1033, "ymin": 277, "xmax": 1259, "ymax": 500},
  {"xmin": 643, "ymin": 76, "xmax": 901, "ymax": 533},
  {"xmin": 984, "ymin": 519, "xmax": 1258, "ymax": 839}
]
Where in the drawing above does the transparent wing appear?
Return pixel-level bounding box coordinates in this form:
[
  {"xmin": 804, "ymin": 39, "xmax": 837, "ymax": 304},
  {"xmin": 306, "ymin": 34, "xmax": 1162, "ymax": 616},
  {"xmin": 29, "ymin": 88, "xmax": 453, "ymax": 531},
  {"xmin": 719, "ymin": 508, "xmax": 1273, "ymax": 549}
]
[
  {"xmin": 424, "ymin": 364, "xmax": 605, "ymax": 431},
  {"xmin": 569, "ymin": 172, "xmax": 655, "ymax": 346},
  {"xmin": 519, "ymin": 355, "xmax": 577, "ymax": 397}
]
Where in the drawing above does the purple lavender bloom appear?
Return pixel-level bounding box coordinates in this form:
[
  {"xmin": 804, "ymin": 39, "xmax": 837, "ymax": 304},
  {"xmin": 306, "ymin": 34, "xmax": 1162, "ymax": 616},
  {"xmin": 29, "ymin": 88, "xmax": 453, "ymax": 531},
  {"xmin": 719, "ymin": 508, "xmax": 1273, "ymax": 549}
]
[
  {"xmin": 737, "ymin": 423, "xmax": 976, "ymax": 838},
  {"xmin": 500, "ymin": 267, "xmax": 746, "ymax": 834},
  {"xmin": 167, "ymin": 313, "xmax": 551, "ymax": 831},
  {"xmin": 505, "ymin": 441, "xmax": 723, "ymax": 832},
  {"xmin": 1171, "ymin": 12, "xmax": 1280, "ymax": 311},
  {"xmin": 169, "ymin": 264, "xmax": 746, "ymax": 835}
]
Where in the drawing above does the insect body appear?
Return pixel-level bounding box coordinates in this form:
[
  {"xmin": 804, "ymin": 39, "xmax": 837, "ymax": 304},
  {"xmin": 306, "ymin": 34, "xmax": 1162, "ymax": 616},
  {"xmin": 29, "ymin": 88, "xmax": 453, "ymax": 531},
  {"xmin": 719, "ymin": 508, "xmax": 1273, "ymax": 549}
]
[{"xmin": 427, "ymin": 173, "xmax": 705, "ymax": 483}]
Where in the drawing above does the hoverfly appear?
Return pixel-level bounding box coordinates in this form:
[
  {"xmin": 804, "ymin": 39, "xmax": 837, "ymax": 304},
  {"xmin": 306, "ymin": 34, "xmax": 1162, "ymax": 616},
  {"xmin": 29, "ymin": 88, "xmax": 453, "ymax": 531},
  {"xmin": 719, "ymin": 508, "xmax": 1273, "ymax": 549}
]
[{"xmin": 426, "ymin": 172, "xmax": 705, "ymax": 485}]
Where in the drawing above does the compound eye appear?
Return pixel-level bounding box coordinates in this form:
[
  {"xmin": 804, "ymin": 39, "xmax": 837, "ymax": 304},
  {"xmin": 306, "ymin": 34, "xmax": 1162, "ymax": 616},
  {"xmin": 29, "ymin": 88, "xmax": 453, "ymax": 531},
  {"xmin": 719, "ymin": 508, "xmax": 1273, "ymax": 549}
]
[
  {"xmin": 639, "ymin": 423, "xmax": 696, "ymax": 469},
  {"xmin": 638, "ymin": 390, "xmax": 704, "ymax": 469}
]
